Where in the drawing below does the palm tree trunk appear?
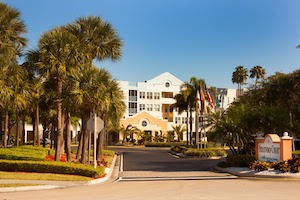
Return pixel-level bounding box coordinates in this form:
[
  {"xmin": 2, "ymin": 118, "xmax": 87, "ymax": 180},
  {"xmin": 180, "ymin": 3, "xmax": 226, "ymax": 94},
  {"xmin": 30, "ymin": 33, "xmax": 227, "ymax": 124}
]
[
  {"xmin": 80, "ymin": 112, "xmax": 89, "ymax": 164},
  {"xmin": 97, "ymin": 123, "xmax": 106, "ymax": 161},
  {"xmin": 35, "ymin": 102, "xmax": 40, "ymax": 146},
  {"xmin": 22, "ymin": 117, "xmax": 26, "ymax": 145},
  {"xmin": 3, "ymin": 105, "xmax": 9, "ymax": 148},
  {"xmin": 16, "ymin": 109, "xmax": 19, "ymax": 147},
  {"xmin": 186, "ymin": 108, "xmax": 189, "ymax": 145},
  {"xmin": 64, "ymin": 110, "xmax": 71, "ymax": 162},
  {"xmin": 189, "ymin": 106, "xmax": 193, "ymax": 145},
  {"xmin": 55, "ymin": 78, "xmax": 63, "ymax": 161},
  {"xmin": 0, "ymin": 108, "xmax": 3, "ymax": 146},
  {"xmin": 76, "ymin": 130, "xmax": 83, "ymax": 160}
]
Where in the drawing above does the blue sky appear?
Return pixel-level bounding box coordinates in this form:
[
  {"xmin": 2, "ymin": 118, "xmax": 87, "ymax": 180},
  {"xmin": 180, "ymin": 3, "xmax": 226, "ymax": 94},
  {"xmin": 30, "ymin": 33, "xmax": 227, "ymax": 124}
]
[{"xmin": 3, "ymin": 0, "xmax": 300, "ymax": 88}]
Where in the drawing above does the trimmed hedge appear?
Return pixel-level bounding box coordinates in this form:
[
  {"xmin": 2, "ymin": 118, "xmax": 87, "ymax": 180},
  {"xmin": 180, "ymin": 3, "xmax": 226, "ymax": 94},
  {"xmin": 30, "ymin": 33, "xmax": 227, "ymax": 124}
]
[
  {"xmin": 0, "ymin": 160, "xmax": 105, "ymax": 177},
  {"xmin": 145, "ymin": 142, "xmax": 185, "ymax": 147},
  {"xmin": 218, "ymin": 155, "xmax": 256, "ymax": 168},
  {"xmin": 185, "ymin": 148, "xmax": 227, "ymax": 158},
  {"xmin": 0, "ymin": 146, "xmax": 54, "ymax": 161}
]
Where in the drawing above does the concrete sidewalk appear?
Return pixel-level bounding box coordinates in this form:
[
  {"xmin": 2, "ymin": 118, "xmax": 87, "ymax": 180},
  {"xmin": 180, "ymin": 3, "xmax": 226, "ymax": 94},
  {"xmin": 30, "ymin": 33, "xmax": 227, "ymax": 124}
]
[{"xmin": 0, "ymin": 154, "xmax": 119, "ymax": 193}]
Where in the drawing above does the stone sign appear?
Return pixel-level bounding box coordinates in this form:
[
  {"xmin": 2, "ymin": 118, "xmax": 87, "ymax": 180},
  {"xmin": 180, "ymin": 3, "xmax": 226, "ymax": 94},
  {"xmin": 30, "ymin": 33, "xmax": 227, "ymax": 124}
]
[{"xmin": 255, "ymin": 132, "xmax": 293, "ymax": 162}]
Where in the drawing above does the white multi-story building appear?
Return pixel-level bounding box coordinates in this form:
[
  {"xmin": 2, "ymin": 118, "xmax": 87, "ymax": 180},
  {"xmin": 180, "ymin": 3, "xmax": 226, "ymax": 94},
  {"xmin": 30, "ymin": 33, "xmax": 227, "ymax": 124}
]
[
  {"xmin": 118, "ymin": 72, "xmax": 193, "ymax": 142},
  {"xmin": 118, "ymin": 72, "xmax": 238, "ymax": 143},
  {"xmin": 216, "ymin": 88, "xmax": 237, "ymax": 110}
]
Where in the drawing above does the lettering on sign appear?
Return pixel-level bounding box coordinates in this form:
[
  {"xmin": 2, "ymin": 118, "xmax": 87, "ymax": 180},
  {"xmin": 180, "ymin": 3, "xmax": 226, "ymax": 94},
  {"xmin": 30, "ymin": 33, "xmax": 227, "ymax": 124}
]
[{"xmin": 258, "ymin": 136, "xmax": 280, "ymax": 162}]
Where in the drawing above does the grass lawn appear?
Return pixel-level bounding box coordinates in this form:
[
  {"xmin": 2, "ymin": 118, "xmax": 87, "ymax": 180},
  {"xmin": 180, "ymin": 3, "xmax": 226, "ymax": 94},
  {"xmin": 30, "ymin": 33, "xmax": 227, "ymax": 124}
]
[
  {"xmin": 0, "ymin": 171, "xmax": 93, "ymax": 181},
  {"xmin": 0, "ymin": 183, "xmax": 39, "ymax": 188}
]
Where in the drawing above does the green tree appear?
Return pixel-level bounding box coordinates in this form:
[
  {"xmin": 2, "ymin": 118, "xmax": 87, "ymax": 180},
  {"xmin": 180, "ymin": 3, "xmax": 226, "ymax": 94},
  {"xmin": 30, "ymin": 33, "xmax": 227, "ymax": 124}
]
[
  {"xmin": 250, "ymin": 65, "xmax": 266, "ymax": 88},
  {"xmin": 37, "ymin": 27, "xmax": 84, "ymax": 161},
  {"xmin": 0, "ymin": 2, "xmax": 27, "ymax": 147},
  {"xmin": 232, "ymin": 66, "xmax": 248, "ymax": 97},
  {"xmin": 171, "ymin": 124, "xmax": 186, "ymax": 142}
]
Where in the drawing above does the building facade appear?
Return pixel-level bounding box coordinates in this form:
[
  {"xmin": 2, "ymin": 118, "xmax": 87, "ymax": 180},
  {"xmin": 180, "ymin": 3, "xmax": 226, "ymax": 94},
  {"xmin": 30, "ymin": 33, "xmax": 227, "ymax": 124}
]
[
  {"xmin": 118, "ymin": 72, "xmax": 238, "ymax": 143},
  {"xmin": 118, "ymin": 72, "xmax": 193, "ymax": 142}
]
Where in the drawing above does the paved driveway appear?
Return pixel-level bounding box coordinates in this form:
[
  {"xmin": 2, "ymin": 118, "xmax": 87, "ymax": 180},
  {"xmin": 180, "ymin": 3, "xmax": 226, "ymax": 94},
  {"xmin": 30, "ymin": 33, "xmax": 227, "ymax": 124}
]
[{"xmin": 110, "ymin": 147, "xmax": 235, "ymax": 181}]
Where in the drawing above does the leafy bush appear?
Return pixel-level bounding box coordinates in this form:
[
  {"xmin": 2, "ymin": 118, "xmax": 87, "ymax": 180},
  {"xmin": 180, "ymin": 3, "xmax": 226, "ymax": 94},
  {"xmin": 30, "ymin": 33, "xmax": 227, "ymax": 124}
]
[
  {"xmin": 292, "ymin": 150, "xmax": 300, "ymax": 158},
  {"xmin": 0, "ymin": 146, "xmax": 54, "ymax": 161},
  {"xmin": 145, "ymin": 142, "xmax": 185, "ymax": 147},
  {"xmin": 217, "ymin": 161, "xmax": 231, "ymax": 168},
  {"xmin": 185, "ymin": 148, "xmax": 227, "ymax": 158},
  {"xmin": 0, "ymin": 160, "xmax": 105, "ymax": 177},
  {"xmin": 222, "ymin": 155, "xmax": 256, "ymax": 167},
  {"xmin": 249, "ymin": 161, "xmax": 270, "ymax": 171},
  {"xmin": 170, "ymin": 145, "xmax": 188, "ymax": 153},
  {"xmin": 272, "ymin": 158, "xmax": 300, "ymax": 173}
]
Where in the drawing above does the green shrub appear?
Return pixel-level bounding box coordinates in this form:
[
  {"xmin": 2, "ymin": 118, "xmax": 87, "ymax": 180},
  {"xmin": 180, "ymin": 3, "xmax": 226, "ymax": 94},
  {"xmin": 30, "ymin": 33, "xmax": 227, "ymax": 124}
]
[
  {"xmin": 217, "ymin": 161, "xmax": 231, "ymax": 168},
  {"xmin": 0, "ymin": 160, "xmax": 105, "ymax": 177},
  {"xmin": 272, "ymin": 158, "xmax": 300, "ymax": 173},
  {"xmin": 171, "ymin": 145, "xmax": 188, "ymax": 153},
  {"xmin": 250, "ymin": 161, "xmax": 270, "ymax": 171},
  {"xmin": 224, "ymin": 155, "xmax": 256, "ymax": 167},
  {"xmin": 292, "ymin": 150, "xmax": 300, "ymax": 158},
  {"xmin": 0, "ymin": 146, "xmax": 54, "ymax": 161},
  {"xmin": 185, "ymin": 148, "xmax": 227, "ymax": 158},
  {"xmin": 145, "ymin": 142, "xmax": 185, "ymax": 147}
]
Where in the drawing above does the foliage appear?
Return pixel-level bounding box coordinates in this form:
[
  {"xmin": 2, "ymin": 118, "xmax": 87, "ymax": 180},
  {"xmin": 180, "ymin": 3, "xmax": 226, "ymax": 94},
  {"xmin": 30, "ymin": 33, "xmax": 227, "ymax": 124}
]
[
  {"xmin": 292, "ymin": 150, "xmax": 300, "ymax": 158},
  {"xmin": 218, "ymin": 155, "xmax": 256, "ymax": 168},
  {"xmin": 249, "ymin": 160, "xmax": 271, "ymax": 171},
  {"xmin": 171, "ymin": 124, "xmax": 186, "ymax": 142},
  {"xmin": 0, "ymin": 146, "xmax": 54, "ymax": 161},
  {"xmin": 0, "ymin": 160, "xmax": 105, "ymax": 177},
  {"xmin": 185, "ymin": 148, "xmax": 227, "ymax": 158},
  {"xmin": 272, "ymin": 158, "xmax": 300, "ymax": 173},
  {"xmin": 171, "ymin": 145, "xmax": 188, "ymax": 153},
  {"xmin": 171, "ymin": 145, "xmax": 226, "ymax": 158},
  {"xmin": 145, "ymin": 142, "xmax": 185, "ymax": 147}
]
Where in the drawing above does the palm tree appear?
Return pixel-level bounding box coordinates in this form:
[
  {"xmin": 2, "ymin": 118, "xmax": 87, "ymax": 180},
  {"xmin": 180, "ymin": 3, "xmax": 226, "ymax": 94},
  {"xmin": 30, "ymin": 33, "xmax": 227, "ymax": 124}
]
[
  {"xmin": 119, "ymin": 124, "xmax": 141, "ymax": 143},
  {"xmin": 181, "ymin": 77, "xmax": 205, "ymax": 145},
  {"xmin": 96, "ymin": 78, "xmax": 125, "ymax": 160},
  {"xmin": 173, "ymin": 93, "xmax": 189, "ymax": 144},
  {"xmin": 250, "ymin": 65, "xmax": 266, "ymax": 88},
  {"xmin": 0, "ymin": 2, "xmax": 27, "ymax": 147},
  {"xmin": 232, "ymin": 66, "xmax": 248, "ymax": 97},
  {"xmin": 171, "ymin": 124, "xmax": 186, "ymax": 142},
  {"xmin": 10, "ymin": 65, "xmax": 29, "ymax": 147},
  {"xmin": 37, "ymin": 27, "xmax": 84, "ymax": 161},
  {"xmin": 66, "ymin": 16, "xmax": 122, "ymax": 64}
]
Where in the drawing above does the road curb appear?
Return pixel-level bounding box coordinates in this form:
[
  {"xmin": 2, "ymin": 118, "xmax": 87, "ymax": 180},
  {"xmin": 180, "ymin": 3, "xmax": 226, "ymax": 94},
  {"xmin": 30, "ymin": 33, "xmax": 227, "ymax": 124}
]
[
  {"xmin": 0, "ymin": 154, "xmax": 118, "ymax": 193},
  {"xmin": 215, "ymin": 166, "xmax": 300, "ymax": 180}
]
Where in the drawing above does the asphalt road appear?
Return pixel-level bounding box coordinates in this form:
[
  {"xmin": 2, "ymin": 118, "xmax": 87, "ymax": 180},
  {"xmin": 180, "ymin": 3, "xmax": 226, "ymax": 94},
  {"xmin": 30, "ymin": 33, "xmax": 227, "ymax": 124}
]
[
  {"xmin": 115, "ymin": 147, "xmax": 222, "ymax": 172},
  {"xmin": 1, "ymin": 147, "xmax": 300, "ymax": 200}
]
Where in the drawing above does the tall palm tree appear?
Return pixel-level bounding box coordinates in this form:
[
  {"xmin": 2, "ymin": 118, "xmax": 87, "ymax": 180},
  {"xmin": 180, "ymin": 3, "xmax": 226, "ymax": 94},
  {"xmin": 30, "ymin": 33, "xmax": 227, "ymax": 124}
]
[
  {"xmin": 71, "ymin": 66, "xmax": 101, "ymax": 163},
  {"xmin": 250, "ymin": 65, "xmax": 266, "ymax": 88},
  {"xmin": 232, "ymin": 66, "xmax": 248, "ymax": 97},
  {"xmin": 10, "ymin": 64, "xmax": 29, "ymax": 147},
  {"xmin": 181, "ymin": 77, "xmax": 205, "ymax": 145},
  {"xmin": 0, "ymin": 2, "xmax": 27, "ymax": 147},
  {"xmin": 37, "ymin": 27, "xmax": 84, "ymax": 161},
  {"xmin": 0, "ymin": 2, "xmax": 27, "ymax": 60},
  {"xmin": 66, "ymin": 16, "xmax": 122, "ymax": 64},
  {"xmin": 173, "ymin": 92, "xmax": 189, "ymax": 144},
  {"xmin": 96, "ymin": 78, "xmax": 125, "ymax": 160}
]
